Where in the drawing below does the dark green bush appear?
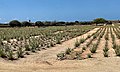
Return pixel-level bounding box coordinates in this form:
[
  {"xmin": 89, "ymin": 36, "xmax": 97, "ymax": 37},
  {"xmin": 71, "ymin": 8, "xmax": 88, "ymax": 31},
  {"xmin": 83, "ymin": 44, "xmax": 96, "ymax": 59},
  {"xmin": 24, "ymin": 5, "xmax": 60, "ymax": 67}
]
[{"xmin": 9, "ymin": 20, "xmax": 21, "ymax": 27}]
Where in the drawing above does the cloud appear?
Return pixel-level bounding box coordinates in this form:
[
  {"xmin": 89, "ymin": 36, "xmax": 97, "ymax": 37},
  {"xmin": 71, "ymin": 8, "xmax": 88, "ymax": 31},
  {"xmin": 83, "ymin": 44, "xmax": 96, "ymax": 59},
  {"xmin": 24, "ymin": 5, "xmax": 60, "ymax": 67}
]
[
  {"xmin": 33, "ymin": 17, "xmax": 35, "ymax": 19},
  {"xmin": 4, "ymin": 22, "xmax": 8, "ymax": 24},
  {"xmin": 26, "ymin": 17, "xmax": 29, "ymax": 20},
  {"xmin": 0, "ymin": 18, "xmax": 2, "ymax": 20}
]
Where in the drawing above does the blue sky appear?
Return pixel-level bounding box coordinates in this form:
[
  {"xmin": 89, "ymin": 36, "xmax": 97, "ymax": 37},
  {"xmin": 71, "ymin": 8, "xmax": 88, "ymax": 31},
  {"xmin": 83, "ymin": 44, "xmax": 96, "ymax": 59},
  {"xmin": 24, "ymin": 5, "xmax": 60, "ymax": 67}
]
[{"xmin": 0, "ymin": 0, "xmax": 120, "ymax": 23}]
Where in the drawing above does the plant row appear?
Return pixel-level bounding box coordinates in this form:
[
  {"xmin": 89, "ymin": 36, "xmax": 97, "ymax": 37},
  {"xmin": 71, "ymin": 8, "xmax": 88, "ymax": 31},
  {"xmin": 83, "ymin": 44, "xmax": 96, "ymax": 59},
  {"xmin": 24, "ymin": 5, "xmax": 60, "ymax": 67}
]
[{"xmin": 0, "ymin": 26, "xmax": 95, "ymax": 60}]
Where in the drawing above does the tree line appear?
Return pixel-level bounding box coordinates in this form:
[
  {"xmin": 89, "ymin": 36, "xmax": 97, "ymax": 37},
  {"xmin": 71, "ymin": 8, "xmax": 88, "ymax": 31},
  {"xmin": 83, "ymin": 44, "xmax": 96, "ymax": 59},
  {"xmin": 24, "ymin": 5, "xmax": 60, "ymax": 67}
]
[{"xmin": 1, "ymin": 18, "xmax": 115, "ymax": 27}]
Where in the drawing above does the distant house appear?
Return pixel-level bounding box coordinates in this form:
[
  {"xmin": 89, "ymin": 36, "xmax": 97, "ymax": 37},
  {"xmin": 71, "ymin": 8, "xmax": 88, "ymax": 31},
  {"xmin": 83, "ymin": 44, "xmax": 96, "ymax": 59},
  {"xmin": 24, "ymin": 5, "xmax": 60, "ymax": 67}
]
[
  {"xmin": 96, "ymin": 23, "xmax": 104, "ymax": 26},
  {"xmin": 108, "ymin": 20, "xmax": 120, "ymax": 24}
]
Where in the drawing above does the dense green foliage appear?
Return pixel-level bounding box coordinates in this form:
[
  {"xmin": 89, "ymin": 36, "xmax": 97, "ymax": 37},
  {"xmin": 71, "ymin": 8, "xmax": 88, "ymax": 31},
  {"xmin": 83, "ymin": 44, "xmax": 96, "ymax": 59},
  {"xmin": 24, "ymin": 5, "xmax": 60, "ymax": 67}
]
[
  {"xmin": 93, "ymin": 18, "xmax": 107, "ymax": 24},
  {"xmin": 9, "ymin": 20, "xmax": 22, "ymax": 27}
]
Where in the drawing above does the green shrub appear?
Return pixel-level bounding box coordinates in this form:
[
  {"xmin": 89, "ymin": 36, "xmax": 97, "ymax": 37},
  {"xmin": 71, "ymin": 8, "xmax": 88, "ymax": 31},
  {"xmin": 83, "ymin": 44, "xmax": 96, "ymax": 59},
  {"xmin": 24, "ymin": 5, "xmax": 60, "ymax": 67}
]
[
  {"xmin": 90, "ymin": 44, "xmax": 97, "ymax": 53},
  {"xmin": 17, "ymin": 47, "xmax": 25, "ymax": 58},
  {"xmin": 87, "ymin": 53, "xmax": 92, "ymax": 58},
  {"xmin": 87, "ymin": 35, "xmax": 91, "ymax": 39},
  {"xmin": 82, "ymin": 47, "xmax": 86, "ymax": 50},
  {"xmin": 50, "ymin": 42, "xmax": 55, "ymax": 47},
  {"xmin": 25, "ymin": 52, "xmax": 30, "ymax": 55},
  {"xmin": 57, "ymin": 52, "xmax": 65, "ymax": 60},
  {"xmin": 7, "ymin": 50, "xmax": 15, "ymax": 60},
  {"xmin": 29, "ymin": 38, "xmax": 39, "ymax": 52},
  {"xmin": 113, "ymin": 43, "xmax": 117, "ymax": 49},
  {"xmin": 76, "ymin": 53, "xmax": 82, "ymax": 60},
  {"xmin": 93, "ymin": 35, "xmax": 97, "ymax": 39},
  {"xmin": 105, "ymin": 35, "xmax": 109, "ymax": 40},
  {"xmin": 0, "ymin": 47, "xmax": 7, "ymax": 58},
  {"xmin": 25, "ymin": 44, "xmax": 31, "ymax": 51},
  {"xmin": 103, "ymin": 51, "xmax": 108, "ymax": 57},
  {"xmin": 65, "ymin": 48, "xmax": 72, "ymax": 55},
  {"xmin": 86, "ymin": 39, "xmax": 93, "ymax": 47},
  {"xmin": 115, "ymin": 45, "xmax": 120, "ymax": 56},
  {"xmin": 79, "ymin": 38, "xmax": 85, "ymax": 44},
  {"xmin": 103, "ymin": 47, "xmax": 109, "ymax": 52},
  {"xmin": 56, "ymin": 38, "xmax": 61, "ymax": 44},
  {"xmin": 100, "ymin": 35, "xmax": 102, "ymax": 38},
  {"xmin": 74, "ymin": 39, "xmax": 80, "ymax": 48}
]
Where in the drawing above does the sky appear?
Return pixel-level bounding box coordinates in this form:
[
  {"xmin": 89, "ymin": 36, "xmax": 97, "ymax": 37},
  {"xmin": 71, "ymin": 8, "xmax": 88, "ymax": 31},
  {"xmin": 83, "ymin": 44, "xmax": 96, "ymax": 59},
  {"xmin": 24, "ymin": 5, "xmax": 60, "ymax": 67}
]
[{"xmin": 0, "ymin": 0, "xmax": 120, "ymax": 23}]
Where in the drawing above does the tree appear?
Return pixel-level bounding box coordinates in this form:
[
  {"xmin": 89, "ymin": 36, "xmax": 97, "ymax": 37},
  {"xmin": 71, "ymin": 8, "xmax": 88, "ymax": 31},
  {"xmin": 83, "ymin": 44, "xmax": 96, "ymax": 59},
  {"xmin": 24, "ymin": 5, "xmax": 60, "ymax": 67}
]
[
  {"xmin": 65, "ymin": 22, "xmax": 75, "ymax": 25},
  {"xmin": 56, "ymin": 21, "xmax": 66, "ymax": 26},
  {"xmin": 75, "ymin": 21, "xmax": 79, "ymax": 25},
  {"xmin": 35, "ymin": 21, "xmax": 44, "ymax": 27},
  {"xmin": 93, "ymin": 18, "xmax": 107, "ymax": 25},
  {"xmin": 22, "ymin": 21, "xmax": 31, "ymax": 27},
  {"xmin": 44, "ymin": 21, "xmax": 51, "ymax": 26},
  {"xmin": 9, "ymin": 20, "xmax": 21, "ymax": 27}
]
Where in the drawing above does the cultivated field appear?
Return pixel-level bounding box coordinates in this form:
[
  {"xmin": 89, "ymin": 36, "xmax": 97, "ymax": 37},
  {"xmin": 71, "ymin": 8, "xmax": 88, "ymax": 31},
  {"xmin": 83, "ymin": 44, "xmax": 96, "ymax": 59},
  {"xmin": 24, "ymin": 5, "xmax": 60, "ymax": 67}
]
[
  {"xmin": 0, "ymin": 25, "xmax": 120, "ymax": 72},
  {"xmin": 57, "ymin": 25, "xmax": 120, "ymax": 60},
  {"xmin": 0, "ymin": 26, "xmax": 95, "ymax": 60}
]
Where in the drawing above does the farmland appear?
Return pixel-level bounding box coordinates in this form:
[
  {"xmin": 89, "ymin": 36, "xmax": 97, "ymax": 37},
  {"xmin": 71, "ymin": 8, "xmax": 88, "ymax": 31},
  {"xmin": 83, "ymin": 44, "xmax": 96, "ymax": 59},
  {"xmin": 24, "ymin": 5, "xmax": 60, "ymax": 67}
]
[
  {"xmin": 57, "ymin": 25, "xmax": 120, "ymax": 60},
  {"xmin": 0, "ymin": 25, "xmax": 120, "ymax": 72},
  {"xmin": 0, "ymin": 26, "xmax": 95, "ymax": 60},
  {"xmin": 1, "ymin": 0, "xmax": 120, "ymax": 71}
]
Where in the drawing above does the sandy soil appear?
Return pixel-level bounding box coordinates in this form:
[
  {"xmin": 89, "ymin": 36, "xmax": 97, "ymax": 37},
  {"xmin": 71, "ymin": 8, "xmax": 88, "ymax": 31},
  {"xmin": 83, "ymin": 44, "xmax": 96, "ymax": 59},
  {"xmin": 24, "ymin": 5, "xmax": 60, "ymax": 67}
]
[
  {"xmin": 92, "ymin": 28, "xmax": 106, "ymax": 58},
  {"xmin": 0, "ymin": 27, "xmax": 120, "ymax": 72},
  {"xmin": 108, "ymin": 27, "xmax": 116, "ymax": 57},
  {"xmin": 81, "ymin": 28, "xmax": 102, "ymax": 58}
]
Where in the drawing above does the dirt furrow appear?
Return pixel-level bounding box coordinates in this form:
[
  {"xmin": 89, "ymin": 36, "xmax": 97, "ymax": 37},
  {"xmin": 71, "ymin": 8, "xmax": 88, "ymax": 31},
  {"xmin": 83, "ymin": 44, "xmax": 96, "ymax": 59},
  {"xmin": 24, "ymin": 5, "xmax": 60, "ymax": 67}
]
[
  {"xmin": 112, "ymin": 28, "xmax": 120, "ymax": 44},
  {"xmin": 108, "ymin": 27, "xmax": 116, "ymax": 57},
  {"xmin": 74, "ymin": 28, "xmax": 102, "ymax": 52},
  {"xmin": 81, "ymin": 28, "xmax": 103, "ymax": 58},
  {"xmin": 92, "ymin": 28, "xmax": 107, "ymax": 58}
]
